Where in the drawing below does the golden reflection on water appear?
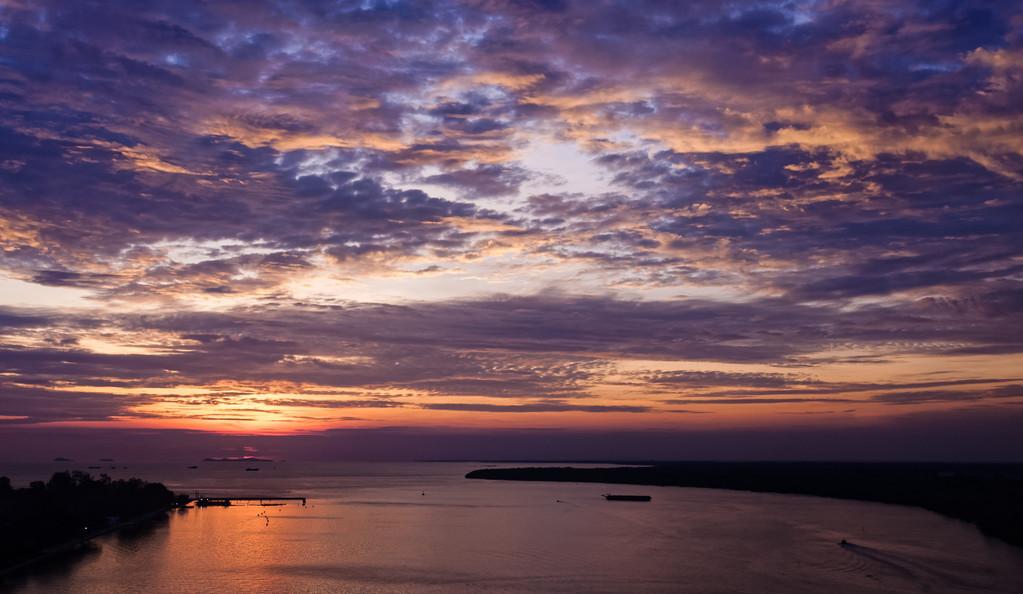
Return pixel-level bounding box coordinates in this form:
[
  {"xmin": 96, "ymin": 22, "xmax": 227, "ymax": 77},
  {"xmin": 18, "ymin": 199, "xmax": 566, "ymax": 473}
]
[{"xmin": 6, "ymin": 463, "xmax": 1023, "ymax": 593}]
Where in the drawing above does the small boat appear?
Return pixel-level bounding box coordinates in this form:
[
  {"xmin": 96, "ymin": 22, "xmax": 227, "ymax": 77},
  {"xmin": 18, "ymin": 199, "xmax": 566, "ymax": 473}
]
[
  {"xmin": 603, "ymin": 494, "xmax": 652, "ymax": 502},
  {"xmin": 195, "ymin": 498, "xmax": 231, "ymax": 507},
  {"xmin": 245, "ymin": 467, "xmax": 260, "ymax": 472},
  {"xmin": 187, "ymin": 465, "xmax": 199, "ymax": 469}
]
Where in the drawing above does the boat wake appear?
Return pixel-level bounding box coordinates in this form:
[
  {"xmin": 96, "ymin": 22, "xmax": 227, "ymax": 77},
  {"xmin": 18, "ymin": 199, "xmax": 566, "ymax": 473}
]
[{"xmin": 837, "ymin": 541, "xmax": 991, "ymax": 591}]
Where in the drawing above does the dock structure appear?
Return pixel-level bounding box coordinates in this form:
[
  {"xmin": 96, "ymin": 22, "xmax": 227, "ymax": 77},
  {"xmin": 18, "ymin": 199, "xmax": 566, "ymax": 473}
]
[{"xmin": 191, "ymin": 495, "xmax": 306, "ymax": 507}]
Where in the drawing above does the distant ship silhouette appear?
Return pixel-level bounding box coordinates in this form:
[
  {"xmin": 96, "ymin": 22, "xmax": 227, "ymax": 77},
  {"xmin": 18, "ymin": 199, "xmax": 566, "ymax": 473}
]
[{"xmin": 603, "ymin": 494, "xmax": 652, "ymax": 502}]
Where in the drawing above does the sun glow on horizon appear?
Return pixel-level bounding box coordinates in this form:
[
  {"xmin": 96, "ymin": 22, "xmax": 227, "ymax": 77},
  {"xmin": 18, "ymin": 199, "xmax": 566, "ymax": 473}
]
[{"xmin": 1, "ymin": 0, "xmax": 1021, "ymax": 452}]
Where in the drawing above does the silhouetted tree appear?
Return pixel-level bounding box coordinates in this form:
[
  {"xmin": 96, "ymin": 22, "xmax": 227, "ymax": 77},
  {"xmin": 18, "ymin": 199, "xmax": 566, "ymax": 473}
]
[{"xmin": 0, "ymin": 472, "xmax": 177, "ymax": 568}]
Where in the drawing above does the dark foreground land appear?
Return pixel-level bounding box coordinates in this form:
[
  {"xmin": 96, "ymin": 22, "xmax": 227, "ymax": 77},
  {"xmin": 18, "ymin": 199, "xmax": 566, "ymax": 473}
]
[
  {"xmin": 0, "ymin": 471, "xmax": 182, "ymax": 574},
  {"xmin": 466, "ymin": 462, "xmax": 1023, "ymax": 546}
]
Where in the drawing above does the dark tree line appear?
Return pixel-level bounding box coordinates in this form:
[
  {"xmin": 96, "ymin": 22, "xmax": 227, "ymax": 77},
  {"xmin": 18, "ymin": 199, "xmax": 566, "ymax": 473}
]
[
  {"xmin": 0, "ymin": 471, "xmax": 181, "ymax": 567},
  {"xmin": 467, "ymin": 462, "xmax": 1023, "ymax": 546}
]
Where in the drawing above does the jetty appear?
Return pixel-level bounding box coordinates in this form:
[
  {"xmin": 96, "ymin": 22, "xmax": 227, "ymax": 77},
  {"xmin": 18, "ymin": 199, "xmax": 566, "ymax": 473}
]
[{"xmin": 190, "ymin": 495, "xmax": 306, "ymax": 507}]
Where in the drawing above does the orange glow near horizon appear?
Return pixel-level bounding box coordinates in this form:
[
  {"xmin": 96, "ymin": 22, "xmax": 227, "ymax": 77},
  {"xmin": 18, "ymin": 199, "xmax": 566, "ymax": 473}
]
[{"xmin": 1, "ymin": 0, "xmax": 1022, "ymax": 453}]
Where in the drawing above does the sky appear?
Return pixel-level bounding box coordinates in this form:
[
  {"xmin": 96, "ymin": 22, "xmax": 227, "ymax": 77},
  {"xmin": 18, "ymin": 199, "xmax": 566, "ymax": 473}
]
[{"xmin": 1, "ymin": 0, "xmax": 1022, "ymax": 461}]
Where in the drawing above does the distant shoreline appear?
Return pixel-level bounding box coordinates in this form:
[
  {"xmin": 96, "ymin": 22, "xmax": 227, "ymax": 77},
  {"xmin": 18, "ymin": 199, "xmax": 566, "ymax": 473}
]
[{"xmin": 466, "ymin": 462, "xmax": 1023, "ymax": 547}]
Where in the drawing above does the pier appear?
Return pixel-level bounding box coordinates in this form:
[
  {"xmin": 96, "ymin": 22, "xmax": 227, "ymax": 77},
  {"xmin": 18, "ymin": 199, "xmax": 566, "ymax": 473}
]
[{"xmin": 190, "ymin": 495, "xmax": 306, "ymax": 507}]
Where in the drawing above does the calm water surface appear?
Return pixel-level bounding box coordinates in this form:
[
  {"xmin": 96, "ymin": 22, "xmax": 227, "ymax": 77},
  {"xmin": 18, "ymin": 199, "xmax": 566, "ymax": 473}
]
[{"xmin": 2, "ymin": 462, "xmax": 1021, "ymax": 593}]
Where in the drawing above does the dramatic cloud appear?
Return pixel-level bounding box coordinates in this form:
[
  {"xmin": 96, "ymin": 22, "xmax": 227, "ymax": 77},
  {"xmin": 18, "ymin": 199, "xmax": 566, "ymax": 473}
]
[{"xmin": 0, "ymin": 1, "xmax": 1021, "ymax": 450}]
